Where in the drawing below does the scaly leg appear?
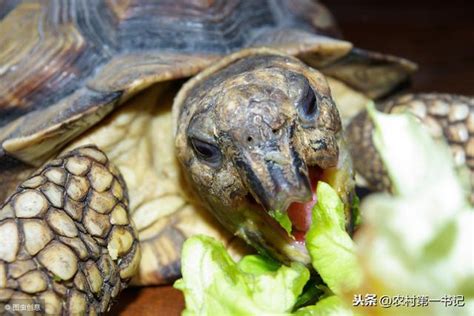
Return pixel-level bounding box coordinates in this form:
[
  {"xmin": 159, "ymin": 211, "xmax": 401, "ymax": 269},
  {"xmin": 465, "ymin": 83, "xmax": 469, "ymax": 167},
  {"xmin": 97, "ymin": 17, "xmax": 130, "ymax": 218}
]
[{"xmin": 0, "ymin": 145, "xmax": 140, "ymax": 314}]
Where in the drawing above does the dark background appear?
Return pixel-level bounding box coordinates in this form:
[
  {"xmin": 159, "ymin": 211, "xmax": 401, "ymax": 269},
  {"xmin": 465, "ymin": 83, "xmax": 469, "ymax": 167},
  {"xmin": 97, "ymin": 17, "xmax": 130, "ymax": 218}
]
[
  {"xmin": 111, "ymin": 1, "xmax": 474, "ymax": 314},
  {"xmin": 330, "ymin": 0, "xmax": 474, "ymax": 95}
]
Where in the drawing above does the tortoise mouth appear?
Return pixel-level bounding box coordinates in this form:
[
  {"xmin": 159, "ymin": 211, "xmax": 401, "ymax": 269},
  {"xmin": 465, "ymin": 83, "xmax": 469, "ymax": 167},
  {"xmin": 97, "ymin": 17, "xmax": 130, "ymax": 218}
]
[
  {"xmin": 246, "ymin": 165, "xmax": 325, "ymax": 244},
  {"xmin": 287, "ymin": 166, "xmax": 323, "ymax": 241}
]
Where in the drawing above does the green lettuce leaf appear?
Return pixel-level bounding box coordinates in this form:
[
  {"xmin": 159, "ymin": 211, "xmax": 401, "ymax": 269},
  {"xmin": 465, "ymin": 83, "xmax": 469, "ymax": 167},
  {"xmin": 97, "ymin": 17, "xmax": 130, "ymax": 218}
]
[
  {"xmin": 354, "ymin": 105, "xmax": 474, "ymax": 315},
  {"xmin": 174, "ymin": 235, "xmax": 310, "ymax": 316},
  {"xmin": 295, "ymin": 296, "xmax": 354, "ymax": 316},
  {"xmin": 237, "ymin": 254, "xmax": 280, "ymax": 275},
  {"xmin": 306, "ymin": 182, "xmax": 362, "ymax": 296},
  {"xmin": 175, "ymin": 181, "xmax": 359, "ymax": 316},
  {"xmin": 269, "ymin": 209, "xmax": 293, "ymax": 235}
]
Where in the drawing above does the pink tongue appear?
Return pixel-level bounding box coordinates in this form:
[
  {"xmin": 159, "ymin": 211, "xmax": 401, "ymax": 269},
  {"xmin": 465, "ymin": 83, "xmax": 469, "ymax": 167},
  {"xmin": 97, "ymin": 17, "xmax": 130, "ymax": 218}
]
[
  {"xmin": 287, "ymin": 192, "xmax": 317, "ymax": 240},
  {"xmin": 287, "ymin": 167, "xmax": 321, "ymax": 241}
]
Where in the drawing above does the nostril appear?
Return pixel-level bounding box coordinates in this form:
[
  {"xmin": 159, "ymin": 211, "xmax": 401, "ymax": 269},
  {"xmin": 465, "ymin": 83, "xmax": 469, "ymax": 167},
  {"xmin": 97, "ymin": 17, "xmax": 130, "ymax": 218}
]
[
  {"xmin": 272, "ymin": 129, "xmax": 278, "ymax": 134},
  {"xmin": 247, "ymin": 136, "xmax": 253, "ymax": 142}
]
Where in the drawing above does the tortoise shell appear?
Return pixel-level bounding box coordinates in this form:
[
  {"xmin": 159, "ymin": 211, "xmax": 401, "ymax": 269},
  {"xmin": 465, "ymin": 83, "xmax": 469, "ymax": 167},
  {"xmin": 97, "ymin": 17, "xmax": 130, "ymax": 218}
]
[
  {"xmin": 0, "ymin": 0, "xmax": 415, "ymax": 173},
  {"xmin": 0, "ymin": 5, "xmax": 418, "ymax": 262}
]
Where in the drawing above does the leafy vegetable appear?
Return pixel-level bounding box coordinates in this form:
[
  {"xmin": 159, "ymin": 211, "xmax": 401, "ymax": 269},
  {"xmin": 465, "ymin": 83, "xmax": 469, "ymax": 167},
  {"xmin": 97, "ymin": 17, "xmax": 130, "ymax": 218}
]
[
  {"xmin": 292, "ymin": 277, "xmax": 325, "ymax": 310},
  {"xmin": 237, "ymin": 254, "xmax": 281, "ymax": 275},
  {"xmin": 306, "ymin": 182, "xmax": 362, "ymax": 296},
  {"xmin": 269, "ymin": 209, "xmax": 293, "ymax": 235},
  {"xmin": 174, "ymin": 235, "xmax": 310, "ymax": 316},
  {"xmin": 295, "ymin": 296, "xmax": 353, "ymax": 316},
  {"xmin": 354, "ymin": 105, "xmax": 474, "ymax": 315},
  {"xmin": 175, "ymin": 181, "xmax": 355, "ymax": 315}
]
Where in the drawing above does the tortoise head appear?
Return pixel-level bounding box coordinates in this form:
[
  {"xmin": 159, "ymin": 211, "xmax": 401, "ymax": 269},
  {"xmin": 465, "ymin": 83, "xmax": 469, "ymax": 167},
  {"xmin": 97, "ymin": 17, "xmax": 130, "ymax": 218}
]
[{"xmin": 173, "ymin": 50, "xmax": 354, "ymax": 264}]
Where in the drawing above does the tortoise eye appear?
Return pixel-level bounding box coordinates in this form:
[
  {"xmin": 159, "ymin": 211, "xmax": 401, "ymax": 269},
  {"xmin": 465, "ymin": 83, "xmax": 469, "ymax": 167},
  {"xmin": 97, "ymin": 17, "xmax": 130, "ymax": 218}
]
[
  {"xmin": 190, "ymin": 137, "xmax": 221, "ymax": 166},
  {"xmin": 296, "ymin": 81, "xmax": 319, "ymax": 122}
]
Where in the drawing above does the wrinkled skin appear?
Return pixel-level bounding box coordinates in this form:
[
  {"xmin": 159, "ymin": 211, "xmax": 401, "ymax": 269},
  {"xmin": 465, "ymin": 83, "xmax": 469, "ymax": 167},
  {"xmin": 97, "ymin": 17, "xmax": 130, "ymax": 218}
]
[{"xmin": 174, "ymin": 52, "xmax": 352, "ymax": 263}]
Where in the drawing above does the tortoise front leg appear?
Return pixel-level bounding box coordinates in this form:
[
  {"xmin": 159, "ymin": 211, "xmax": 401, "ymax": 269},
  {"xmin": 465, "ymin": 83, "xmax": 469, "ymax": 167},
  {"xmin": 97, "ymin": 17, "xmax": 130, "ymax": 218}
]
[
  {"xmin": 0, "ymin": 145, "xmax": 140, "ymax": 315},
  {"xmin": 346, "ymin": 93, "xmax": 473, "ymax": 203}
]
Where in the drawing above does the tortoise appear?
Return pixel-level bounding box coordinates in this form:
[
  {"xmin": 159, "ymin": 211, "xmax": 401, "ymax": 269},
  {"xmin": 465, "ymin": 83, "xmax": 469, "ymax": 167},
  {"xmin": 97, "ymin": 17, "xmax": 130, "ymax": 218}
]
[{"xmin": 0, "ymin": 0, "xmax": 473, "ymax": 314}]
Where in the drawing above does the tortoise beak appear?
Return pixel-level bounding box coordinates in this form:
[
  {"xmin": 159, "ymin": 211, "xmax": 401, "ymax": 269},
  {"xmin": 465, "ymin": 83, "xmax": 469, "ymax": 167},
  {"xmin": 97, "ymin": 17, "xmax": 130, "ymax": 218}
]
[{"xmin": 235, "ymin": 141, "xmax": 312, "ymax": 213}]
